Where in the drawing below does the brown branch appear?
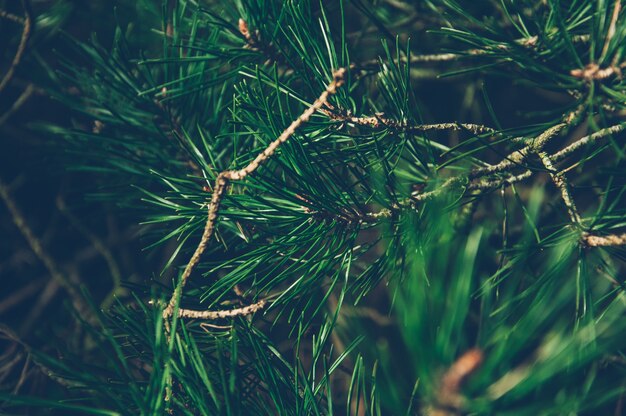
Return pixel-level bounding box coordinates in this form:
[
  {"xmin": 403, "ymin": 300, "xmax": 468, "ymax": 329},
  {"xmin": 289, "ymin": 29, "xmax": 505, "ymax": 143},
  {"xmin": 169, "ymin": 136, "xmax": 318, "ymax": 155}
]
[
  {"xmin": 410, "ymin": 122, "xmax": 569, "ymax": 202},
  {"xmin": 468, "ymin": 122, "xmax": 568, "ymax": 180},
  {"xmin": 552, "ymin": 123, "xmax": 625, "ymax": 162},
  {"xmin": 0, "ymin": 83, "xmax": 34, "ymax": 127},
  {"xmin": 328, "ymin": 110, "xmax": 496, "ymax": 136},
  {"xmin": 0, "ymin": 9, "xmax": 25, "ymax": 24},
  {"xmin": 0, "ymin": 0, "xmax": 32, "ymax": 96},
  {"xmin": 411, "ymin": 176, "xmax": 466, "ymax": 202},
  {"xmin": 583, "ymin": 232, "xmax": 626, "ymax": 247},
  {"xmin": 537, "ymin": 151, "xmax": 582, "ymax": 225},
  {"xmin": 0, "ymin": 278, "xmax": 46, "ymax": 315},
  {"xmin": 410, "ymin": 108, "xmax": 591, "ymax": 214},
  {"xmin": 467, "ymin": 170, "xmax": 532, "ymax": 191},
  {"xmin": 162, "ymin": 68, "xmax": 347, "ymax": 321},
  {"xmin": 0, "ymin": 179, "xmax": 91, "ymax": 321},
  {"xmin": 177, "ymin": 299, "xmax": 267, "ymax": 319}
]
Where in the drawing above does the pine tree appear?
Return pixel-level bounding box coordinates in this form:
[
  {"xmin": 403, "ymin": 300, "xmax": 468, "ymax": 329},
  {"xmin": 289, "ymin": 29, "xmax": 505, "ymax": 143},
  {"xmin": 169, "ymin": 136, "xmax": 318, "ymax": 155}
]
[{"xmin": 2, "ymin": 0, "xmax": 626, "ymax": 414}]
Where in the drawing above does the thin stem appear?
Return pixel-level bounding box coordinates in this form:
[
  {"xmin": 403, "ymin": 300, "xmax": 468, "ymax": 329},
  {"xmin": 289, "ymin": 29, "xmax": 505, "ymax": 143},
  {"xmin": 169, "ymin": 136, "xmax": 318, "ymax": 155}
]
[
  {"xmin": 0, "ymin": 0, "xmax": 32, "ymax": 96},
  {"xmin": 0, "ymin": 178, "xmax": 90, "ymax": 318},
  {"xmin": 331, "ymin": 111, "xmax": 496, "ymax": 136},
  {"xmin": 0, "ymin": 278, "xmax": 46, "ymax": 315},
  {"xmin": 552, "ymin": 123, "xmax": 625, "ymax": 162},
  {"xmin": 467, "ymin": 170, "xmax": 532, "ymax": 191},
  {"xmin": 537, "ymin": 151, "xmax": 582, "ymax": 225},
  {"xmin": 162, "ymin": 69, "xmax": 347, "ymax": 320},
  {"xmin": 583, "ymin": 232, "xmax": 626, "ymax": 247},
  {"xmin": 410, "ymin": 121, "xmax": 569, "ymax": 202},
  {"xmin": 177, "ymin": 299, "xmax": 267, "ymax": 319},
  {"xmin": 0, "ymin": 9, "xmax": 25, "ymax": 24},
  {"xmin": 469, "ymin": 123, "xmax": 567, "ymax": 180},
  {"xmin": 0, "ymin": 83, "xmax": 34, "ymax": 127}
]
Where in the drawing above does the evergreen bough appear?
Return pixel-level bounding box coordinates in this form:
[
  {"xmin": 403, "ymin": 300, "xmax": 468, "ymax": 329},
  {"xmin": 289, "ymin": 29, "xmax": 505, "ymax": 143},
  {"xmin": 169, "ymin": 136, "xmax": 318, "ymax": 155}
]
[{"xmin": 2, "ymin": 0, "xmax": 626, "ymax": 414}]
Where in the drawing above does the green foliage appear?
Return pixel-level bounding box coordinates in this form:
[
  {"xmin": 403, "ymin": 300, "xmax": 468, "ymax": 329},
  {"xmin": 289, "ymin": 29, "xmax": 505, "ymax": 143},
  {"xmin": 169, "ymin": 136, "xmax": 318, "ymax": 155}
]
[{"xmin": 2, "ymin": 0, "xmax": 626, "ymax": 415}]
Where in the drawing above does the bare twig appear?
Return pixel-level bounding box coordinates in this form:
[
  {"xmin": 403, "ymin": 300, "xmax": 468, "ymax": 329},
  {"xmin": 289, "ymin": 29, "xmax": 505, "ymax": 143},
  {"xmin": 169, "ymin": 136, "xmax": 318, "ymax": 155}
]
[
  {"xmin": 537, "ymin": 151, "xmax": 582, "ymax": 225},
  {"xmin": 409, "ymin": 108, "xmax": 591, "ymax": 218},
  {"xmin": 468, "ymin": 123, "xmax": 568, "ymax": 180},
  {"xmin": 365, "ymin": 208, "xmax": 393, "ymax": 219},
  {"xmin": 328, "ymin": 110, "xmax": 496, "ymax": 136},
  {"xmin": 409, "ymin": 122, "xmax": 568, "ymax": 202},
  {"xmin": 467, "ymin": 170, "xmax": 532, "ymax": 191},
  {"xmin": 411, "ymin": 176, "xmax": 466, "ymax": 202},
  {"xmin": 0, "ymin": 179, "xmax": 90, "ymax": 319},
  {"xmin": 583, "ymin": 232, "xmax": 626, "ymax": 247},
  {"xmin": 0, "ymin": 9, "xmax": 25, "ymax": 24},
  {"xmin": 0, "ymin": 278, "xmax": 46, "ymax": 315},
  {"xmin": 162, "ymin": 69, "xmax": 347, "ymax": 321},
  {"xmin": 0, "ymin": 83, "xmax": 34, "ymax": 127},
  {"xmin": 177, "ymin": 299, "xmax": 267, "ymax": 319},
  {"xmin": 552, "ymin": 123, "xmax": 625, "ymax": 162},
  {"xmin": 0, "ymin": 0, "xmax": 32, "ymax": 96}
]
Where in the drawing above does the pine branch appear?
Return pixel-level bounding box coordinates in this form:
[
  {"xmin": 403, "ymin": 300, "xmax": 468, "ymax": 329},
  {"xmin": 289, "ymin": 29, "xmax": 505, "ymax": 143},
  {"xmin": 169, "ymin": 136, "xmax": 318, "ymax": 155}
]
[
  {"xmin": 162, "ymin": 68, "xmax": 348, "ymax": 322},
  {"xmin": 327, "ymin": 108, "xmax": 495, "ymax": 135},
  {"xmin": 467, "ymin": 170, "xmax": 532, "ymax": 191},
  {"xmin": 9, "ymin": 1, "xmax": 626, "ymax": 414},
  {"xmin": 177, "ymin": 298, "xmax": 266, "ymax": 319},
  {"xmin": 552, "ymin": 123, "xmax": 626, "ymax": 163},
  {"xmin": 0, "ymin": 9, "xmax": 25, "ymax": 24},
  {"xmin": 467, "ymin": 122, "xmax": 570, "ymax": 181},
  {"xmin": 408, "ymin": 113, "xmax": 576, "ymax": 203}
]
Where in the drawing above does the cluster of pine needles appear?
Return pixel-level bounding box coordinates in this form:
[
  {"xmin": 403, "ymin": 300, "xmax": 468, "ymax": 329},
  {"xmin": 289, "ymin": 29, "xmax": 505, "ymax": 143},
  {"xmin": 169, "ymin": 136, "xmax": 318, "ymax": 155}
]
[{"xmin": 1, "ymin": 0, "xmax": 626, "ymax": 414}]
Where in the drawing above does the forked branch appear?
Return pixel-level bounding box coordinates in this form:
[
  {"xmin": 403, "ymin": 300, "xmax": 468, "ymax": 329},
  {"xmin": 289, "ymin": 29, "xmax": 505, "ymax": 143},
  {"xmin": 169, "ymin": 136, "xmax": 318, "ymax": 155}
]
[
  {"xmin": 162, "ymin": 68, "xmax": 347, "ymax": 321},
  {"xmin": 0, "ymin": 179, "xmax": 90, "ymax": 319}
]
